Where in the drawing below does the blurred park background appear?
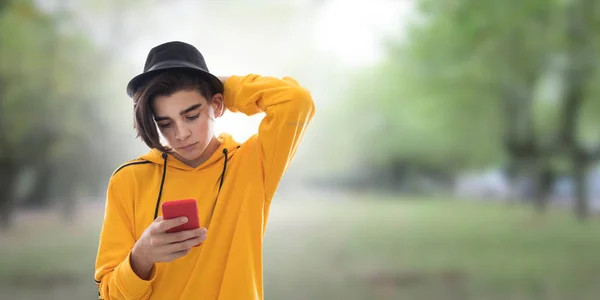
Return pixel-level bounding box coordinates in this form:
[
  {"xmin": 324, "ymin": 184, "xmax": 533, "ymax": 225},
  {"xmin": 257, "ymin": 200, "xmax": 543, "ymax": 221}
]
[{"xmin": 2, "ymin": 0, "xmax": 600, "ymax": 299}]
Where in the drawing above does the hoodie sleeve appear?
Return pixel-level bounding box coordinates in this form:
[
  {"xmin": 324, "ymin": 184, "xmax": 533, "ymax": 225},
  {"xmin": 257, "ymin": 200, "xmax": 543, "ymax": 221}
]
[
  {"xmin": 223, "ymin": 74, "xmax": 315, "ymax": 201},
  {"xmin": 94, "ymin": 171, "xmax": 156, "ymax": 300}
]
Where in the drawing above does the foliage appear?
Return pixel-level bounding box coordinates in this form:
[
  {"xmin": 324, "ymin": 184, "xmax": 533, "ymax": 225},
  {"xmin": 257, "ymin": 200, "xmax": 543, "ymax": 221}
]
[
  {"xmin": 0, "ymin": 0, "xmax": 118, "ymax": 207},
  {"xmin": 335, "ymin": 0, "xmax": 600, "ymax": 208}
]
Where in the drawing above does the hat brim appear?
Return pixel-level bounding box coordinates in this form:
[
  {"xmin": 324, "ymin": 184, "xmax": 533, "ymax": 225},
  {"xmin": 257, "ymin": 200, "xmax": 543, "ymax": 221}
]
[{"xmin": 126, "ymin": 65, "xmax": 224, "ymax": 98}]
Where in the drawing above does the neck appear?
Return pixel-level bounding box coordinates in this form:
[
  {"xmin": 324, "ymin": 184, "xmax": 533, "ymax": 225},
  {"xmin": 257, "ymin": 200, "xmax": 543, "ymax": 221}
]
[{"xmin": 173, "ymin": 136, "xmax": 222, "ymax": 168}]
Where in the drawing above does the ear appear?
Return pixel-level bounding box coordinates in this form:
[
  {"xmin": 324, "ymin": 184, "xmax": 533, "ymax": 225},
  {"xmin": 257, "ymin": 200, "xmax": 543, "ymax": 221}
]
[{"xmin": 210, "ymin": 93, "xmax": 225, "ymax": 118}]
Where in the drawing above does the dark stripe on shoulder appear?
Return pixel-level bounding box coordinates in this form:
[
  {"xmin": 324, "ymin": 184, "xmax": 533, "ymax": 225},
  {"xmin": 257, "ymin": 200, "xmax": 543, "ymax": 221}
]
[{"xmin": 111, "ymin": 160, "xmax": 151, "ymax": 177}]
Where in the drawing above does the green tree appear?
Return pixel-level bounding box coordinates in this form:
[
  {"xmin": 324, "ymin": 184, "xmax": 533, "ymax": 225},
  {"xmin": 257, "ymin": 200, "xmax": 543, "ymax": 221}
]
[
  {"xmin": 401, "ymin": 0, "xmax": 562, "ymax": 207},
  {"xmin": 341, "ymin": 0, "xmax": 600, "ymax": 219},
  {"xmin": 0, "ymin": 0, "xmax": 116, "ymax": 229}
]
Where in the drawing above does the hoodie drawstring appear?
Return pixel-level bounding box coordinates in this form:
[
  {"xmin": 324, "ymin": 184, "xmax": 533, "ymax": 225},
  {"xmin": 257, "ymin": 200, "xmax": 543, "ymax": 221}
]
[
  {"xmin": 153, "ymin": 152, "xmax": 169, "ymax": 220},
  {"xmin": 219, "ymin": 148, "xmax": 229, "ymax": 191},
  {"xmin": 152, "ymin": 147, "xmax": 238, "ymax": 222}
]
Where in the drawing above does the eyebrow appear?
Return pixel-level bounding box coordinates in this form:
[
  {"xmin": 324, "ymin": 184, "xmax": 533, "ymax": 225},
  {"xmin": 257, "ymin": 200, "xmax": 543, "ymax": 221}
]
[{"xmin": 154, "ymin": 103, "xmax": 202, "ymax": 122}]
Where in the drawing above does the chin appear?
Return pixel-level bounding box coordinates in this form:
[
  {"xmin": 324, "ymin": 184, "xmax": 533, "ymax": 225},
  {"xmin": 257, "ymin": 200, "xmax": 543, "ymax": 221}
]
[
  {"xmin": 172, "ymin": 144, "xmax": 204, "ymax": 161},
  {"xmin": 175, "ymin": 150, "xmax": 199, "ymax": 161}
]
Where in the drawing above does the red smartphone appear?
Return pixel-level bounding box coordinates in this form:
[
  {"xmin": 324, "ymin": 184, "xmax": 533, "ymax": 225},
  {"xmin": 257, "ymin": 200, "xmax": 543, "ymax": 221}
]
[{"xmin": 161, "ymin": 199, "xmax": 200, "ymax": 234}]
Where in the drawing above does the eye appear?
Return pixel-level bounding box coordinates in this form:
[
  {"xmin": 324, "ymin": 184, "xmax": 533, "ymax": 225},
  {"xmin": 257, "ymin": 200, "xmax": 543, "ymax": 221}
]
[
  {"xmin": 186, "ymin": 114, "xmax": 200, "ymax": 121},
  {"xmin": 157, "ymin": 122, "xmax": 172, "ymax": 129}
]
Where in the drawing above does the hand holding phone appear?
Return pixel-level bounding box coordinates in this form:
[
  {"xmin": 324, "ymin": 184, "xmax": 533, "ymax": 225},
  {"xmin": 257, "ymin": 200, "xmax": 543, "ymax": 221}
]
[
  {"xmin": 160, "ymin": 199, "xmax": 205, "ymax": 248},
  {"xmin": 131, "ymin": 202, "xmax": 206, "ymax": 276},
  {"xmin": 161, "ymin": 199, "xmax": 201, "ymax": 233}
]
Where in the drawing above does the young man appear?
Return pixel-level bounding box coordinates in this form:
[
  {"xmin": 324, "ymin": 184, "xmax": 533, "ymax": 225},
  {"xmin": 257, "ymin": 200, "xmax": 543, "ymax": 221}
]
[{"xmin": 94, "ymin": 41, "xmax": 315, "ymax": 299}]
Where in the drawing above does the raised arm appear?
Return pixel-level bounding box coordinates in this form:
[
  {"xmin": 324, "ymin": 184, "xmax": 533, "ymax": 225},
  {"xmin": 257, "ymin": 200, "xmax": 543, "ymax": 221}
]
[{"xmin": 222, "ymin": 74, "xmax": 315, "ymax": 201}]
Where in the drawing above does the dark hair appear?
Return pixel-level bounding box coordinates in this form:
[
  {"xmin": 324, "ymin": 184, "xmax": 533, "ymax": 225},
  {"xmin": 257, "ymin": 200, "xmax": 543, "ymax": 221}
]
[{"xmin": 133, "ymin": 70, "xmax": 217, "ymax": 152}]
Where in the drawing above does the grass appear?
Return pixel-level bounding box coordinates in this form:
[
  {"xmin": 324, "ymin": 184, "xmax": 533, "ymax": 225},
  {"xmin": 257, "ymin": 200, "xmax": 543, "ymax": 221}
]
[{"xmin": 1, "ymin": 194, "xmax": 600, "ymax": 299}]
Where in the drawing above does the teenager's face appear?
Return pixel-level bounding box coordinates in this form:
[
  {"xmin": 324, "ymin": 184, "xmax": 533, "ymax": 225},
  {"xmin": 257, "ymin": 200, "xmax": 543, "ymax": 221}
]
[{"xmin": 152, "ymin": 90, "xmax": 224, "ymax": 162}]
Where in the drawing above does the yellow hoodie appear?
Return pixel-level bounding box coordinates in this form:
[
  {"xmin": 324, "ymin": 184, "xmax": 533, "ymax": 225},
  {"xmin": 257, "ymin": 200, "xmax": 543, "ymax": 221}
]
[{"xmin": 94, "ymin": 74, "xmax": 315, "ymax": 300}]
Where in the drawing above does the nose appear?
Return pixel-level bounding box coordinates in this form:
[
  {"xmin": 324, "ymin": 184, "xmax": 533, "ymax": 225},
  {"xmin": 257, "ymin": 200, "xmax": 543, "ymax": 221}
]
[{"xmin": 175, "ymin": 122, "xmax": 191, "ymax": 141}]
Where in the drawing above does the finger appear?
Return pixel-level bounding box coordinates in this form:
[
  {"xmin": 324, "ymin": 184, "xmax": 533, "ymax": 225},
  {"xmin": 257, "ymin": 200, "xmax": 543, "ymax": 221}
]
[
  {"xmin": 163, "ymin": 228, "xmax": 206, "ymax": 244},
  {"xmin": 158, "ymin": 249, "xmax": 190, "ymax": 263},
  {"xmin": 163, "ymin": 234, "xmax": 207, "ymax": 253},
  {"xmin": 154, "ymin": 217, "xmax": 188, "ymax": 233},
  {"xmin": 151, "ymin": 228, "xmax": 202, "ymax": 247}
]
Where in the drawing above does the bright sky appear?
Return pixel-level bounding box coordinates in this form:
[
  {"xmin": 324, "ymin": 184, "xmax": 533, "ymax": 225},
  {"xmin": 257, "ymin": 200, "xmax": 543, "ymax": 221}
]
[
  {"xmin": 314, "ymin": 0, "xmax": 411, "ymax": 67},
  {"xmin": 56, "ymin": 0, "xmax": 414, "ymax": 144},
  {"xmin": 210, "ymin": 0, "xmax": 413, "ymax": 142}
]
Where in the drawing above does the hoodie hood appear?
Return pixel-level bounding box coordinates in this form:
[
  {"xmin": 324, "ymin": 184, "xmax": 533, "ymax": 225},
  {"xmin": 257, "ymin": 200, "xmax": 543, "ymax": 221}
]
[
  {"xmin": 138, "ymin": 133, "xmax": 241, "ymax": 171},
  {"xmin": 136, "ymin": 133, "xmax": 241, "ymax": 221}
]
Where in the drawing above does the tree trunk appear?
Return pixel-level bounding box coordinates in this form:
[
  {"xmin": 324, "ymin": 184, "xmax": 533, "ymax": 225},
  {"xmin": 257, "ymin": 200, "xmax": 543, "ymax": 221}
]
[
  {"xmin": 560, "ymin": 0, "xmax": 596, "ymax": 221},
  {"xmin": 534, "ymin": 164, "xmax": 553, "ymax": 213},
  {"xmin": 504, "ymin": 160, "xmax": 521, "ymax": 205},
  {"xmin": 21, "ymin": 164, "xmax": 53, "ymax": 208},
  {"xmin": 573, "ymin": 159, "xmax": 589, "ymax": 221},
  {"xmin": 60, "ymin": 186, "xmax": 78, "ymax": 224},
  {"xmin": 0, "ymin": 161, "xmax": 19, "ymax": 230}
]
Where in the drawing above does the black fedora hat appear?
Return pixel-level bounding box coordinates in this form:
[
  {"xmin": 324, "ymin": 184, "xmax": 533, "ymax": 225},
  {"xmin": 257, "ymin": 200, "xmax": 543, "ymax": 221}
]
[{"xmin": 126, "ymin": 41, "xmax": 224, "ymax": 98}]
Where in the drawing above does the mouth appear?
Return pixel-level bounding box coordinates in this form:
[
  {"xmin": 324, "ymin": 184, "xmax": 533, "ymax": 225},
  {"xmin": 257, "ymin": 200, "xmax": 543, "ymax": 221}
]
[{"xmin": 178, "ymin": 142, "xmax": 198, "ymax": 151}]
